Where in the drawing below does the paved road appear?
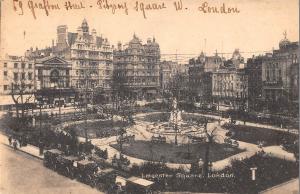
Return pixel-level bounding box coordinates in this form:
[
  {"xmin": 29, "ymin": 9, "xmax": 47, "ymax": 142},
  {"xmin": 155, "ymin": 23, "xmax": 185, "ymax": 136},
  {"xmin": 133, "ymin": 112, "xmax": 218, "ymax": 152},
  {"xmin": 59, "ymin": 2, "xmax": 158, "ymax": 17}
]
[{"xmin": 0, "ymin": 144, "xmax": 103, "ymax": 194}]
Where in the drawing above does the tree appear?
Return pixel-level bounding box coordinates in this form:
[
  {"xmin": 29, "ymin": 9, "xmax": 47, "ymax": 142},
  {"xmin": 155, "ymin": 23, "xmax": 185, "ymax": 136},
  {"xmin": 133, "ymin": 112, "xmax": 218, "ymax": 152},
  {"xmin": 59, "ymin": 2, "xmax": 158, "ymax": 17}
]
[
  {"xmin": 201, "ymin": 120, "xmax": 219, "ymax": 181},
  {"xmin": 6, "ymin": 71, "xmax": 36, "ymax": 134}
]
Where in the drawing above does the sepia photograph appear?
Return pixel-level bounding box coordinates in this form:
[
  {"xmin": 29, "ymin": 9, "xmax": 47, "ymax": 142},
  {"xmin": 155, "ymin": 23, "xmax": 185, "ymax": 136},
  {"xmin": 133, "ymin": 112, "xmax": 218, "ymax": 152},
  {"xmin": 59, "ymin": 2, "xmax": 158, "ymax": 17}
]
[{"xmin": 0, "ymin": 0, "xmax": 299, "ymax": 193}]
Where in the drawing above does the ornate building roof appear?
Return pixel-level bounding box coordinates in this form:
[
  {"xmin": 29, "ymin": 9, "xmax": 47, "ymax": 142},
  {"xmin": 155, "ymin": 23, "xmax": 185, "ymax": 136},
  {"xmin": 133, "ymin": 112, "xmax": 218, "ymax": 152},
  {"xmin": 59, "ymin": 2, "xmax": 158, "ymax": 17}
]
[{"xmin": 279, "ymin": 31, "xmax": 291, "ymax": 49}]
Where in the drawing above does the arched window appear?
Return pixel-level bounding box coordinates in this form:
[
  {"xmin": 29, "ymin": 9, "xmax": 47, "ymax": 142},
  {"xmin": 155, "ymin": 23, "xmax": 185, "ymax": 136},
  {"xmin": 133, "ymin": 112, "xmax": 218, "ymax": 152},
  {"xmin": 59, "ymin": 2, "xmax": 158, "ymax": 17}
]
[{"xmin": 50, "ymin": 69, "xmax": 59, "ymax": 83}]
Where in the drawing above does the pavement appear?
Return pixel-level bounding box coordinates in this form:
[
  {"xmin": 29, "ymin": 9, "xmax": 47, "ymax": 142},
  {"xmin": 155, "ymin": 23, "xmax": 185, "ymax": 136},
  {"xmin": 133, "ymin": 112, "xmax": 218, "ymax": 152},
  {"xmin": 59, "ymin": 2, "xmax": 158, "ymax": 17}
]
[
  {"xmin": 0, "ymin": 142, "xmax": 103, "ymax": 194},
  {"xmin": 0, "ymin": 133, "xmax": 44, "ymax": 160}
]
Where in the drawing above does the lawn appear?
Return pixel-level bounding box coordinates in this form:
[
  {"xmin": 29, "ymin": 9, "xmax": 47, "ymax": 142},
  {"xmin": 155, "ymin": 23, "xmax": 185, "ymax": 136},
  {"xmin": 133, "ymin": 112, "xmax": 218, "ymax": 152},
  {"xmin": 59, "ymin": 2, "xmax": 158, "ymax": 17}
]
[
  {"xmin": 111, "ymin": 140, "xmax": 243, "ymax": 164},
  {"xmin": 223, "ymin": 124, "xmax": 298, "ymax": 146},
  {"xmin": 71, "ymin": 120, "xmax": 129, "ymax": 139}
]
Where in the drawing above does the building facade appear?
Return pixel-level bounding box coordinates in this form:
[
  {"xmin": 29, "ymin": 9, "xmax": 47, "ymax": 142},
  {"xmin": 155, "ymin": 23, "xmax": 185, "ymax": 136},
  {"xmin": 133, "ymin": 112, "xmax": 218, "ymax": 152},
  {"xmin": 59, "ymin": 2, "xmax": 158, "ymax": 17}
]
[
  {"xmin": 188, "ymin": 52, "xmax": 223, "ymax": 103},
  {"xmin": 25, "ymin": 19, "xmax": 114, "ymax": 95},
  {"xmin": 212, "ymin": 67, "xmax": 248, "ymax": 111},
  {"xmin": 160, "ymin": 60, "xmax": 182, "ymax": 92},
  {"xmin": 0, "ymin": 55, "xmax": 35, "ymax": 110},
  {"xmin": 246, "ymin": 56, "xmax": 264, "ymax": 111},
  {"xmin": 212, "ymin": 50, "xmax": 248, "ymax": 111},
  {"xmin": 261, "ymin": 36, "xmax": 299, "ymax": 114},
  {"xmin": 113, "ymin": 35, "xmax": 161, "ymax": 100},
  {"xmin": 0, "ymin": 55, "xmax": 35, "ymax": 95},
  {"xmin": 34, "ymin": 56, "xmax": 75, "ymax": 106}
]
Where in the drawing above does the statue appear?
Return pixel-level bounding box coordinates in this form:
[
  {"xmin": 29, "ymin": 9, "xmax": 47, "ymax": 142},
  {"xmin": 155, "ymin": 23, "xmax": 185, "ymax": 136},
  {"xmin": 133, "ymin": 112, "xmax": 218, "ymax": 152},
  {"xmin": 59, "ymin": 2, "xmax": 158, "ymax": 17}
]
[{"xmin": 169, "ymin": 98, "xmax": 183, "ymax": 126}]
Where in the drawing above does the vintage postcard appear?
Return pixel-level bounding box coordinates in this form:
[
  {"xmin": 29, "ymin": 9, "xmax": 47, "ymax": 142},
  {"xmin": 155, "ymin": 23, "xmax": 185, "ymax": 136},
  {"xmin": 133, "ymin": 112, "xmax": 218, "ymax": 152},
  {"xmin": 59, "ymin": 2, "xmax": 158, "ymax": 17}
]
[{"xmin": 0, "ymin": 0, "xmax": 299, "ymax": 193}]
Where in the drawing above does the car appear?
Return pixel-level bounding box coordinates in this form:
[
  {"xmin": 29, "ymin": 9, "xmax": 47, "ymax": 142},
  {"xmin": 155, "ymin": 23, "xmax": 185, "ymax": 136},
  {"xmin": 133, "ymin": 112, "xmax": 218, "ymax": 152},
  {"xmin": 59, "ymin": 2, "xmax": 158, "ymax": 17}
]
[
  {"xmin": 44, "ymin": 149, "xmax": 63, "ymax": 170},
  {"xmin": 76, "ymin": 159, "xmax": 98, "ymax": 185}
]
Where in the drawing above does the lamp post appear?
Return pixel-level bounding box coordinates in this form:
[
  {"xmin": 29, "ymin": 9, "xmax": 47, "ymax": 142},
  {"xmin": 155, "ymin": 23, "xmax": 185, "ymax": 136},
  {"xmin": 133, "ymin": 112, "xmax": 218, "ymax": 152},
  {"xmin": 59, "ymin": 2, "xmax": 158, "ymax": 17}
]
[
  {"xmin": 38, "ymin": 101, "xmax": 42, "ymax": 137},
  {"xmin": 37, "ymin": 100, "xmax": 43, "ymax": 155}
]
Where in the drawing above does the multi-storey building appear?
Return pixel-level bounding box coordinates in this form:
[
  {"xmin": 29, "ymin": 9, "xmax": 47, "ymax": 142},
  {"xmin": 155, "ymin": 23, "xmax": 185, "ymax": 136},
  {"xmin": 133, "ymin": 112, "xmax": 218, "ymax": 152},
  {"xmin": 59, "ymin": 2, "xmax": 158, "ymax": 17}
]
[
  {"xmin": 113, "ymin": 35, "xmax": 161, "ymax": 100},
  {"xmin": 246, "ymin": 55, "xmax": 264, "ymax": 111},
  {"xmin": 212, "ymin": 67, "xmax": 248, "ymax": 111},
  {"xmin": 212, "ymin": 50, "xmax": 248, "ymax": 111},
  {"xmin": 261, "ymin": 35, "xmax": 299, "ymax": 114},
  {"xmin": 160, "ymin": 60, "xmax": 174, "ymax": 90},
  {"xmin": 188, "ymin": 52, "xmax": 223, "ymax": 103},
  {"xmin": 25, "ymin": 19, "xmax": 114, "ymax": 96},
  {"xmin": 0, "ymin": 55, "xmax": 35, "ymax": 110},
  {"xmin": 159, "ymin": 60, "xmax": 186, "ymax": 92},
  {"xmin": 34, "ymin": 56, "xmax": 75, "ymax": 105},
  {"xmin": 0, "ymin": 55, "xmax": 35, "ymax": 95}
]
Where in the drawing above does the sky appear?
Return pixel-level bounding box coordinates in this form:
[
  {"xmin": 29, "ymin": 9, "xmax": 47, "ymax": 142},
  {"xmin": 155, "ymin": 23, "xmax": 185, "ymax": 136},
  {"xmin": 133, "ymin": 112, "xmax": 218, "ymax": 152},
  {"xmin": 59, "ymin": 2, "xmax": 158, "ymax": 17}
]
[{"xmin": 0, "ymin": 0, "xmax": 299, "ymax": 62}]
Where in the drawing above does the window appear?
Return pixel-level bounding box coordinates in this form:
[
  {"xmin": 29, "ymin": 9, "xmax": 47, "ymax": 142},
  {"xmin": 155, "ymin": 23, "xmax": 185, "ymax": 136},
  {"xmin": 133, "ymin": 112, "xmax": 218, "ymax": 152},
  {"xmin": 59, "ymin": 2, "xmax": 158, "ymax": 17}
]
[
  {"xmin": 28, "ymin": 64, "xmax": 32, "ymax": 69},
  {"xmin": 14, "ymin": 84, "xmax": 19, "ymax": 90},
  {"xmin": 4, "ymin": 63, "xmax": 7, "ymax": 68},
  {"xmin": 21, "ymin": 73, "xmax": 26, "ymax": 80},
  {"xmin": 21, "ymin": 63, "xmax": 26, "ymax": 68},
  {"xmin": 4, "ymin": 71, "xmax": 7, "ymax": 77},
  {"xmin": 14, "ymin": 63, "xmax": 18, "ymax": 68},
  {"xmin": 3, "ymin": 85, "xmax": 8, "ymax": 91},
  {"xmin": 28, "ymin": 72, "xmax": 32, "ymax": 80},
  {"xmin": 14, "ymin": 73, "xmax": 18, "ymax": 80}
]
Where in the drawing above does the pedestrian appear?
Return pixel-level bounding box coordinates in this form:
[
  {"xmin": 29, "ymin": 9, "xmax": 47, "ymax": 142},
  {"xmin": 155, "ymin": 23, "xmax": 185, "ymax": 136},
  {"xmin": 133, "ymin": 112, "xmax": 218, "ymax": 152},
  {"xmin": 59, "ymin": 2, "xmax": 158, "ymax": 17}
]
[
  {"xmin": 8, "ymin": 135, "xmax": 12, "ymax": 146},
  {"xmin": 13, "ymin": 139, "xmax": 17, "ymax": 150}
]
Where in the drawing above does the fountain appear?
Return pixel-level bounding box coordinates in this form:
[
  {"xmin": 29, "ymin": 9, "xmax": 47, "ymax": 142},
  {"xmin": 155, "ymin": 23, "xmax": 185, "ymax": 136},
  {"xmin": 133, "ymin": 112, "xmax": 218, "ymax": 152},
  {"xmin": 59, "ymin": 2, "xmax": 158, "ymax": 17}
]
[{"xmin": 134, "ymin": 97, "xmax": 208, "ymax": 144}]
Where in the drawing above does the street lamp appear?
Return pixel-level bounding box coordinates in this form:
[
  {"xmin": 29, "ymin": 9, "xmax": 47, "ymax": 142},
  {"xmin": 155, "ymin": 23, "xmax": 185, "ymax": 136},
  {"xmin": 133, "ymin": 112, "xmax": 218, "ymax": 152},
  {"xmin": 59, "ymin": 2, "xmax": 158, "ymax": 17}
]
[{"xmin": 37, "ymin": 100, "xmax": 44, "ymax": 155}]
